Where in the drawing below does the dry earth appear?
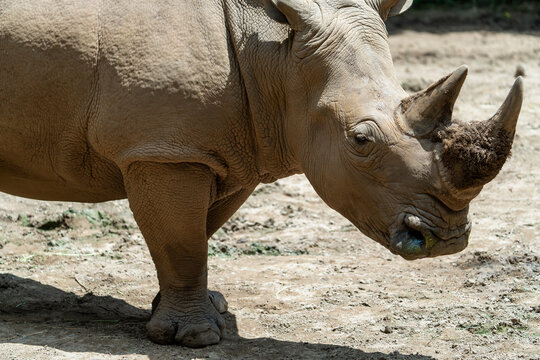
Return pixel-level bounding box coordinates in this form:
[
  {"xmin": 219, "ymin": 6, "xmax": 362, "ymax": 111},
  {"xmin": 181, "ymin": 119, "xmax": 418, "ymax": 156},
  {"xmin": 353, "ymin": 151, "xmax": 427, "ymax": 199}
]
[{"xmin": 1, "ymin": 11, "xmax": 539, "ymax": 360}]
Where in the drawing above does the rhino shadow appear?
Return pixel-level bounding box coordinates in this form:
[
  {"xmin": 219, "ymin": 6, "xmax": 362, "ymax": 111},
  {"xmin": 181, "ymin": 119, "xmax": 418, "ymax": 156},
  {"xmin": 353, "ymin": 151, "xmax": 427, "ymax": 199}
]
[
  {"xmin": 386, "ymin": 9, "xmax": 540, "ymax": 35},
  {"xmin": 0, "ymin": 274, "xmax": 435, "ymax": 360}
]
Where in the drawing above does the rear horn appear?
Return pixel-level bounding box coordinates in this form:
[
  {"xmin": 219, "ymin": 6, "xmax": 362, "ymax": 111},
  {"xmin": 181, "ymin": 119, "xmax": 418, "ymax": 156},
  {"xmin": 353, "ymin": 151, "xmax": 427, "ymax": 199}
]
[{"xmin": 400, "ymin": 65, "xmax": 468, "ymax": 137}]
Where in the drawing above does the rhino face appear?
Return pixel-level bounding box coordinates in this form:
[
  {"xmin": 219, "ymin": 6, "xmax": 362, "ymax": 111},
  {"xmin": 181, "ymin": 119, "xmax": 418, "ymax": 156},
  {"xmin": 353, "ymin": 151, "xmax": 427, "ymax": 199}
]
[{"xmin": 270, "ymin": 0, "xmax": 523, "ymax": 259}]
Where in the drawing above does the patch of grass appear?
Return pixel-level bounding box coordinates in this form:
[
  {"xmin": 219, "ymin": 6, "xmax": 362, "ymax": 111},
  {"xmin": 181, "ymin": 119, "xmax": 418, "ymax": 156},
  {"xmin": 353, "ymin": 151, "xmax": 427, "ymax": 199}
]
[
  {"xmin": 16, "ymin": 254, "xmax": 36, "ymax": 263},
  {"xmin": 208, "ymin": 243, "xmax": 236, "ymax": 257},
  {"xmin": 46, "ymin": 238, "xmax": 67, "ymax": 247},
  {"xmin": 208, "ymin": 241, "xmax": 308, "ymax": 257},
  {"xmin": 459, "ymin": 318, "xmax": 529, "ymax": 335},
  {"xmin": 242, "ymin": 242, "xmax": 281, "ymax": 256},
  {"xmin": 17, "ymin": 209, "xmax": 132, "ymax": 232},
  {"xmin": 17, "ymin": 214, "xmax": 32, "ymax": 227},
  {"xmin": 80, "ymin": 209, "xmax": 109, "ymax": 227}
]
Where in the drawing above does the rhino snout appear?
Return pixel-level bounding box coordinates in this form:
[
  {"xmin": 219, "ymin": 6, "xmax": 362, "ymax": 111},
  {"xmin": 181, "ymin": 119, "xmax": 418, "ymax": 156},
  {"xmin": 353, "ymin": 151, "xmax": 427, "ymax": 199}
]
[{"xmin": 390, "ymin": 213, "xmax": 471, "ymax": 260}]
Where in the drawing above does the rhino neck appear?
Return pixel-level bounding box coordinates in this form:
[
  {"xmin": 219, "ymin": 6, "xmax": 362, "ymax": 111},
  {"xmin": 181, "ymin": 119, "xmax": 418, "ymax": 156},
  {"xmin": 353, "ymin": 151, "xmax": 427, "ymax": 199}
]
[{"xmin": 223, "ymin": 0, "xmax": 302, "ymax": 183}]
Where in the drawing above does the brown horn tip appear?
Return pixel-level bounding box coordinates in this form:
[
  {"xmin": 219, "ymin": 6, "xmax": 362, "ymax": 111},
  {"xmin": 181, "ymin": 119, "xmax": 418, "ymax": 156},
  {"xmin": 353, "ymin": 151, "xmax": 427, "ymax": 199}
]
[{"xmin": 490, "ymin": 76, "xmax": 524, "ymax": 135}]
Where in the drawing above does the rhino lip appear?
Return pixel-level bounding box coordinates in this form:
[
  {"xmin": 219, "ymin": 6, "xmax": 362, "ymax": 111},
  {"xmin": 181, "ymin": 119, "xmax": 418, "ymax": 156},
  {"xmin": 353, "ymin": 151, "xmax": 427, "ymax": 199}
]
[{"xmin": 389, "ymin": 214, "xmax": 471, "ymax": 260}]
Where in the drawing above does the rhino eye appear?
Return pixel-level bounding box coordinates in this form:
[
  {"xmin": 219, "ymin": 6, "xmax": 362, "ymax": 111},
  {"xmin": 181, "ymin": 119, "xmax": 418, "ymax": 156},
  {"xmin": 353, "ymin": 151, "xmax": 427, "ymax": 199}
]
[
  {"xmin": 347, "ymin": 122, "xmax": 378, "ymax": 156},
  {"xmin": 354, "ymin": 134, "xmax": 371, "ymax": 145}
]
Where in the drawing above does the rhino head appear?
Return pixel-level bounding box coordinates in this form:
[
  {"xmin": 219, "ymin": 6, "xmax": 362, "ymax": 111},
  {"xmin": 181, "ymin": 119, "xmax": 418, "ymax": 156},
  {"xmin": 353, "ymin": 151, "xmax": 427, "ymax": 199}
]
[{"xmin": 267, "ymin": 0, "xmax": 523, "ymax": 259}]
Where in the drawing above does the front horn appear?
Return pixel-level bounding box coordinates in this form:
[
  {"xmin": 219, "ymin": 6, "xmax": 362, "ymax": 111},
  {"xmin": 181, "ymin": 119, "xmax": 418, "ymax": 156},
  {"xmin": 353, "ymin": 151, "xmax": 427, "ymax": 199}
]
[
  {"xmin": 488, "ymin": 76, "xmax": 523, "ymax": 136},
  {"xmin": 433, "ymin": 77, "xmax": 524, "ymax": 190}
]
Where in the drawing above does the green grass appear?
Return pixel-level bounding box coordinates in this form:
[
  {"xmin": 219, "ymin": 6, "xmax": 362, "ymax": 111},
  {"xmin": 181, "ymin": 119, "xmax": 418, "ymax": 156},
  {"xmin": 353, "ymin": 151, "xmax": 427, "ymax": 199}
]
[
  {"xmin": 208, "ymin": 241, "xmax": 309, "ymax": 257},
  {"xmin": 458, "ymin": 318, "xmax": 529, "ymax": 335}
]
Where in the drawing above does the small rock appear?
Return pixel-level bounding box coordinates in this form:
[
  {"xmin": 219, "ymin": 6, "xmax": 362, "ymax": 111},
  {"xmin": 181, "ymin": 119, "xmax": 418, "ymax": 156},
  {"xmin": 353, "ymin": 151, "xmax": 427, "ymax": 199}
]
[
  {"xmin": 515, "ymin": 64, "xmax": 526, "ymax": 77},
  {"xmin": 382, "ymin": 325, "xmax": 393, "ymax": 334}
]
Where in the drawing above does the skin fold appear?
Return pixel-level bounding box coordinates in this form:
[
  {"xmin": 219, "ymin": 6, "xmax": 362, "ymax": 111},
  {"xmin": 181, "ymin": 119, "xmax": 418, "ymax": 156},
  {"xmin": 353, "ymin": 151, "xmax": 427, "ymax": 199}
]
[{"xmin": 0, "ymin": 0, "xmax": 522, "ymax": 347}]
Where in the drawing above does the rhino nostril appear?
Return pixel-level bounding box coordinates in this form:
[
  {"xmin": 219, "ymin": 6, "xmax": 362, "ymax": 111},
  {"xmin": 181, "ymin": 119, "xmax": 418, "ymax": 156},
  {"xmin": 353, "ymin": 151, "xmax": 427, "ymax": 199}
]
[
  {"xmin": 407, "ymin": 228, "xmax": 424, "ymax": 244},
  {"xmin": 392, "ymin": 224, "xmax": 426, "ymax": 255}
]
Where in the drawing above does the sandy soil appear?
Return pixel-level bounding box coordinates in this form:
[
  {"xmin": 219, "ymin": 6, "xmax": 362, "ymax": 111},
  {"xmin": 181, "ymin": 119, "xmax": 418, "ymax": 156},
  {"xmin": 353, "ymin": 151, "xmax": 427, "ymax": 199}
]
[{"xmin": 1, "ymin": 13, "xmax": 539, "ymax": 360}]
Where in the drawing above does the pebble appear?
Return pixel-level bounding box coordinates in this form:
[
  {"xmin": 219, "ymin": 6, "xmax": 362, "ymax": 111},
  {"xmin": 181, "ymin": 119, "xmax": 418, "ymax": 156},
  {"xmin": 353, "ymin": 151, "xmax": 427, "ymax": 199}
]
[{"xmin": 382, "ymin": 325, "xmax": 393, "ymax": 334}]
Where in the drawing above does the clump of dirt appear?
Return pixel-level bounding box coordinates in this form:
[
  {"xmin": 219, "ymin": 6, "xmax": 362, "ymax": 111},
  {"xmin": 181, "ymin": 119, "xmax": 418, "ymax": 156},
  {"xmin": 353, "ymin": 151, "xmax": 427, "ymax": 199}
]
[{"xmin": 433, "ymin": 121, "xmax": 513, "ymax": 189}]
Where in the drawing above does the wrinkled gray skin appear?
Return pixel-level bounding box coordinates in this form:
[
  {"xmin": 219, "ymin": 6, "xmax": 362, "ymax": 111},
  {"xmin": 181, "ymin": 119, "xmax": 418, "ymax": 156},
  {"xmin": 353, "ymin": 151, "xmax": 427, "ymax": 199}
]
[{"xmin": 0, "ymin": 0, "xmax": 522, "ymax": 347}]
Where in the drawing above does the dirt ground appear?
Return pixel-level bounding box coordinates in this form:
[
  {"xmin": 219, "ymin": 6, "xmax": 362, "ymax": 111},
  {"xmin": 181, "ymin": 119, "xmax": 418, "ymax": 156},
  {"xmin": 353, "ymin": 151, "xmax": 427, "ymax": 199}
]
[{"xmin": 1, "ymin": 11, "xmax": 539, "ymax": 360}]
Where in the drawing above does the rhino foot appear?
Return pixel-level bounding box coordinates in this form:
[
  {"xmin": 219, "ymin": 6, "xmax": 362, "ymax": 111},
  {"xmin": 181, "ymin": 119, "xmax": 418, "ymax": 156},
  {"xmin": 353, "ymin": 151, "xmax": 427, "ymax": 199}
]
[
  {"xmin": 208, "ymin": 290, "xmax": 228, "ymax": 314},
  {"xmin": 151, "ymin": 290, "xmax": 228, "ymax": 314},
  {"xmin": 147, "ymin": 290, "xmax": 227, "ymax": 347}
]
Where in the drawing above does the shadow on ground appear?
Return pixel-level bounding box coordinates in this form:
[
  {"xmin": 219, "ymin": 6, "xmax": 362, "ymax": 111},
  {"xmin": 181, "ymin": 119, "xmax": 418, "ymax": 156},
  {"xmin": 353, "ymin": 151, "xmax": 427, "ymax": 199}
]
[
  {"xmin": 386, "ymin": 8, "xmax": 540, "ymax": 35},
  {"xmin": 0, "ymin": 274, "xmax": 434, "ymax": 360}
]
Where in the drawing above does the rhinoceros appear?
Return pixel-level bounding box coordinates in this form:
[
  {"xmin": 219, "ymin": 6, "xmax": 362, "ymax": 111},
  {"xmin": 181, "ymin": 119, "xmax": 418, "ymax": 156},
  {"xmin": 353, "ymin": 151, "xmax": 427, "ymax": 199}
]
[{"xmin": 0, "ymin": 0, "xmax": 523, "ymax": 348}]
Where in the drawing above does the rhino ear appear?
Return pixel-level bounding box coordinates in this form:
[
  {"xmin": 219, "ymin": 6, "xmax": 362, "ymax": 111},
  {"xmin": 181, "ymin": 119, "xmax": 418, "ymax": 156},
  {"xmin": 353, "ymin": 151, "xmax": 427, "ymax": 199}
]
[
  {"xmin": 388, "ymin": 0, "xmax": 413, "ymax": 17},
  {"xmin": 265, "ymin": 0, "xmax": 321, "ymax": 31},
  {"xmin": 369, "ymin": 0, "xmax": 414, "ymax": 20}
]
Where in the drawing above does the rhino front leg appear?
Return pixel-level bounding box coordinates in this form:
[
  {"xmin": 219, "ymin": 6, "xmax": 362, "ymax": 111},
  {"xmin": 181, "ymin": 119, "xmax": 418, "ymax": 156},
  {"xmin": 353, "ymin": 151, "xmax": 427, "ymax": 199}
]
[
  {"xmin": 124, "ymin": 162, "xmax": 223, "ymax": 347},
  {"xmin": 150, "ymin": 186, "xmax": 254, "ymax": 316}
]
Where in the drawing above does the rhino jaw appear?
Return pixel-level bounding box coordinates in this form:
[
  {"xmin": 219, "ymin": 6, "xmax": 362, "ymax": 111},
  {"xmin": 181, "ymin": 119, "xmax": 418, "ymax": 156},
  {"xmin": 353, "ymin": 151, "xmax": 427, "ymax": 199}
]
[{"xmin": 389, "ymin": 214, "xmax": 470, "ymax": 260}]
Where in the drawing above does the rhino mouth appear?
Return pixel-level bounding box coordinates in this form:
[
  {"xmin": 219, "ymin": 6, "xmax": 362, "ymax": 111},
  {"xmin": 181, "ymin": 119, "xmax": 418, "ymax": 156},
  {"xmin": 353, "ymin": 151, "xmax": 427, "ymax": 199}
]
[{"xmin": 389, "ymin": 213, "xmax": 471, "ymax": 260}]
